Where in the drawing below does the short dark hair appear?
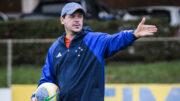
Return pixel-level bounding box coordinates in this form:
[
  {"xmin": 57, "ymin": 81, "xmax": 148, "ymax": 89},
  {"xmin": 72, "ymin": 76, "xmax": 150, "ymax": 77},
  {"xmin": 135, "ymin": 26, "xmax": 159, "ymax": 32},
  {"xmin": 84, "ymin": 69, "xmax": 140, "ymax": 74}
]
[{"xmin": 62, "ymin": 14, "xmax": 66, "ymax": 18}]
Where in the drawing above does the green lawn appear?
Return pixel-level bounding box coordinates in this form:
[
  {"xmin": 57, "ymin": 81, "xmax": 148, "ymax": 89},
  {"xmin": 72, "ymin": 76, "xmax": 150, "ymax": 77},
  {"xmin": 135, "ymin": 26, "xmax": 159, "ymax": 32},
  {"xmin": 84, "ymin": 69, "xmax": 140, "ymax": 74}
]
[
  {"xmin": 0, "ymin": 65, "xmax": 42, "ymax": 87},
  {"xmin": 105, "ymin": 60, "xmax": 180, "ymax": 83},
  {"xmin": 0, "ymin": 60, "xmax": 180, "ymax": 87}
]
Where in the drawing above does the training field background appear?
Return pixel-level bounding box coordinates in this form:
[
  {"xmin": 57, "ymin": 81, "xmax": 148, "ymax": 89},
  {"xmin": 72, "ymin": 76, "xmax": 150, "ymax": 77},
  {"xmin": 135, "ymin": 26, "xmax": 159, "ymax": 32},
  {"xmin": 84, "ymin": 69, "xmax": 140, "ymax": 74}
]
[
  {"xmin": 0, "ymin": 35, "xmax": 180, "ymax": 101},
  {"xmin": 1, "ymin": 9, "xmax": 180, "ymax": 101},
  {"xmin": 1, "ymin": 27, "xmax": 180, "ymax": 101}
]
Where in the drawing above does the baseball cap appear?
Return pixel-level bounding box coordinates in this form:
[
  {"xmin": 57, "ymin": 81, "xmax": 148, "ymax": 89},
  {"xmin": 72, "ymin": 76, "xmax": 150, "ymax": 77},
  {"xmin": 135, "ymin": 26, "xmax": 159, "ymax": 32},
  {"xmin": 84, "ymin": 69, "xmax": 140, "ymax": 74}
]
[{"xmin": 61, "ymin": 2, "xmax": 85, "ymax": 17}]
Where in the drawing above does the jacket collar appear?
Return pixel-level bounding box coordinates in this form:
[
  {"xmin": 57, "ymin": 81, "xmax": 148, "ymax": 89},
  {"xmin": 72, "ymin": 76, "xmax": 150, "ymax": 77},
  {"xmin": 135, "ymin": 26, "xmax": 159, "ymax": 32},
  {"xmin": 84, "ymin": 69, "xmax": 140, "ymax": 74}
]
[{"xmin": 58, "ymin": 26, "xmax": 93, "ymax": 44}]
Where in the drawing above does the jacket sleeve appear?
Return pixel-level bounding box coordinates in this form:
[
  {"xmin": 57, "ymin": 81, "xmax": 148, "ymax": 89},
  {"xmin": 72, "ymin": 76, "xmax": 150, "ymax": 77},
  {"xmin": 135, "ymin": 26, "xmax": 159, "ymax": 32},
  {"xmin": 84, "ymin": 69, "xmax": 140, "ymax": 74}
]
[
  {"xmin": 102, "ymin": 30, "xmax": 136, "ymax": 58},
  {"xmin": 31, "ymin": 41, "xmax": 58, "ymax": 99},
  {"xmin": 38, "ymin": 49, "xmax": 57, "ymax": 86},
  {"xmin": 84, "ymin": 30, "xmax": 136, "ymax": 59}
]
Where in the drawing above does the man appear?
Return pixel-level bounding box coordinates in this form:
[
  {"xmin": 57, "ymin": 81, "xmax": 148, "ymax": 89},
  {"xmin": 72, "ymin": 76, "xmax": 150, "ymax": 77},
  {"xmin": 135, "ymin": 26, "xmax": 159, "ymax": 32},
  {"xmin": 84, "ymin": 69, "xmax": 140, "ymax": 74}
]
[{"xmin": 31, "ymin": 2, "xmax": 157, "ymax": 101}]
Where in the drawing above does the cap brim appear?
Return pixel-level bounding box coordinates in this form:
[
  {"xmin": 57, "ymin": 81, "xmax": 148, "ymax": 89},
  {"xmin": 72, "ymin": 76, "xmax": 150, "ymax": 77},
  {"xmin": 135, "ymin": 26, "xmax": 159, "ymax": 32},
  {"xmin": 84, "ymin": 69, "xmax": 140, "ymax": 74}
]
[{"xmin": 66, "ymin": 8, "xmax": 85, "ymax": 15}]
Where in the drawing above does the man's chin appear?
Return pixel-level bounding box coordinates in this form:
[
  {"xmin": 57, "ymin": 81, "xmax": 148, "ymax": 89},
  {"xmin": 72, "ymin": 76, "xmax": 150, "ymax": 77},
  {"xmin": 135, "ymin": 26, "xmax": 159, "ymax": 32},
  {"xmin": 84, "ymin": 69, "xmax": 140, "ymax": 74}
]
[{"xmin": 72, "ymin": 29, "xmax": 82, "ymax": 34}]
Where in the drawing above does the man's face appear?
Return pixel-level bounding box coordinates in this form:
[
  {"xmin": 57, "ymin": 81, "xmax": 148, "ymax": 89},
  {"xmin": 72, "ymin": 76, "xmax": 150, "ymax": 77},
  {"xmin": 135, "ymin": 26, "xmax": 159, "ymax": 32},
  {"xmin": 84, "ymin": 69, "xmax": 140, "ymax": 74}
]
[{"xmin": 61, "ymin": 11, "xmax": 84, "ymax": 34}]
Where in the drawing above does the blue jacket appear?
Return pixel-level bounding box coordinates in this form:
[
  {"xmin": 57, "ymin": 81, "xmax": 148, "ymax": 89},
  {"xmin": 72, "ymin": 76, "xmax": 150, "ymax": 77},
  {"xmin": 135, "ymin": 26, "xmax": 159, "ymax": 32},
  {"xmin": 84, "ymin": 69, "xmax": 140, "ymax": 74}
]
[{"xmin": 32, "ymin": 26, "xmax": 136, "ymax": 101}]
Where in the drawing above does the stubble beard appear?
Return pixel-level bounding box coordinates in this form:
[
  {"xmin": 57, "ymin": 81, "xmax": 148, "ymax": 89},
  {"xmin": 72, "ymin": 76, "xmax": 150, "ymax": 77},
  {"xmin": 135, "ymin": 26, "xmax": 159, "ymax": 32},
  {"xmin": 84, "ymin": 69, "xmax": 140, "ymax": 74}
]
[
  {"xmin": 72, "ymin": 26, "xmax": 83, "ymax": 35},
  {"xmin": 64, "ymin": 24, "xmax": 83, "ymax": 36},
  {"xmin": 72, "ymin": 29, "xmax": 82, "ymax": 34}
]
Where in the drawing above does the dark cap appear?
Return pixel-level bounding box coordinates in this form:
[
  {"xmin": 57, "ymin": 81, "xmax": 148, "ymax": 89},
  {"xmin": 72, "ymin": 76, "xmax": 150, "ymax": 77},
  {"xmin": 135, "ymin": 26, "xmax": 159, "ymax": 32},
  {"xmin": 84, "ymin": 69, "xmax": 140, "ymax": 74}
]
[{"xmin": 61, "ymin": 2, "xmax": 85, "ymax": 17}]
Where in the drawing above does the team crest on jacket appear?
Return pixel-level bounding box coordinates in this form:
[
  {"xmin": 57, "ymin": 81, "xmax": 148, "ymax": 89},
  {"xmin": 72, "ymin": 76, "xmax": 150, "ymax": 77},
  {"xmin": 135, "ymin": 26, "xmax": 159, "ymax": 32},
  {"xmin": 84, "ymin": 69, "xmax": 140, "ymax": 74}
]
[{"xmin": 75, "ymin": 47, "xmax": 83, "ymax": 57}]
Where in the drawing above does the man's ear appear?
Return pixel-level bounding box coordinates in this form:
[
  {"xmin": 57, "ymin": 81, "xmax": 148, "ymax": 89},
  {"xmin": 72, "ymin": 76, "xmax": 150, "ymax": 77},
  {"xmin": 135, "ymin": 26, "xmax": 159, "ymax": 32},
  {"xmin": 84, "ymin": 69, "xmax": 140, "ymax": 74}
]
[{"xmin": 60, "ymin": 17, "xmax": 64, "ymax": 25}]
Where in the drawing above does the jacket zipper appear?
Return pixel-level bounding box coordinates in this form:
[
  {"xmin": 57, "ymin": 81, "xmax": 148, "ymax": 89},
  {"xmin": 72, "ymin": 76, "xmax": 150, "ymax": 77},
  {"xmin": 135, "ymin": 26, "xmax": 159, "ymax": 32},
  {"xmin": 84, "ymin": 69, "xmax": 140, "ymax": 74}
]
[{"xmin": 67, "ymin": 49, "xmax": 70, "ymax": 52}]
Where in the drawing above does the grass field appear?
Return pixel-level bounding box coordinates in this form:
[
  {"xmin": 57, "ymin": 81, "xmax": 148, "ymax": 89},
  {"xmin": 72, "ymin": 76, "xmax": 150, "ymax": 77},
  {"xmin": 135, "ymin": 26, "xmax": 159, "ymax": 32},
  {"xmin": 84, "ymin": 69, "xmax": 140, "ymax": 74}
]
[
  {"xmin": 0, "ymin": 60, "xmax": 180, "ymax": 87},
  {"xmin": 105, "ymin": 60, "xmax": 180, "ymax": 83}
]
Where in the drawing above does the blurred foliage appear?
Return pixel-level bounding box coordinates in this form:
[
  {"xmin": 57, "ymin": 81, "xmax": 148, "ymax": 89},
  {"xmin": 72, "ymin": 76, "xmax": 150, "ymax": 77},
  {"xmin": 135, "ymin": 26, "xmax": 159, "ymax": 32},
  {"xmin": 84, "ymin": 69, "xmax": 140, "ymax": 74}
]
[
  {"xmin": 106, "ymin": 41, "xmax": 180, "ymax": 64},
  {"xmin": 0, "ymin": 18, "xmax": 180, "ymax": 66},
  {"xmin": 0, "ymin": 44, "xmax": 7, "ymax": 66},
  {"xmin": 0, "ymin": 18, "xmax": 178, "ymax": 39},
  {"xmin": 0, "ymin": 19, "xmax": 63, "ymax": 39}
]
